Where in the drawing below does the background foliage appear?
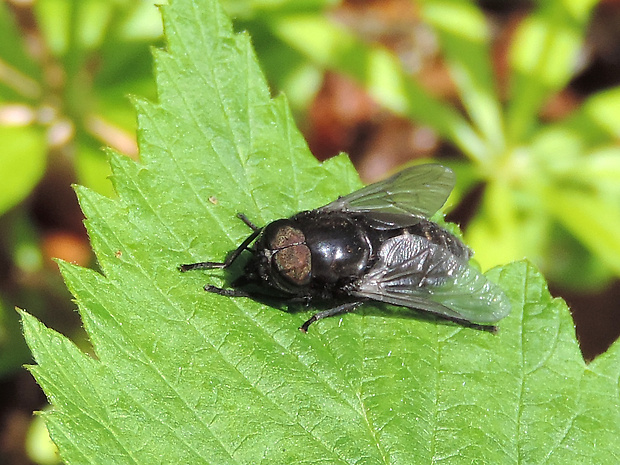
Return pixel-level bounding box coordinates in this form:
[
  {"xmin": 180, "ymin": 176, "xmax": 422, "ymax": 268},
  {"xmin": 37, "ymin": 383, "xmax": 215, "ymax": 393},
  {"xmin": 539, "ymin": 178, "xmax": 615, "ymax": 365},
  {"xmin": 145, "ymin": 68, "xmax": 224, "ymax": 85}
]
[
  {"xmin": 1, "ymin": 0, "xmax": 620, "ymax": 463},
  {"xmin": 18, "ymin": 0, "xmax": 620, "ymax": 463}
]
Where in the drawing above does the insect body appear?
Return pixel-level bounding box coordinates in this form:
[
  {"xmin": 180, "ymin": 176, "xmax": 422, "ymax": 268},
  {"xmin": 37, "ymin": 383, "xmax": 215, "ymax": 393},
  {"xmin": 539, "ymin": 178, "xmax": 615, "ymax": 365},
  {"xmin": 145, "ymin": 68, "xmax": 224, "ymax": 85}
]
[{"xmin": 180, "ymin": 164, "xmax": 511, "ymax": 332}]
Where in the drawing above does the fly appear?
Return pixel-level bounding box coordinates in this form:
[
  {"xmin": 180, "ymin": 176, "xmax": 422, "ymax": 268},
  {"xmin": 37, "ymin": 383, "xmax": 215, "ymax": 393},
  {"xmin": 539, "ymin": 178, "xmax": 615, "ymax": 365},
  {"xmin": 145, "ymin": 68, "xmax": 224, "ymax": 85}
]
[{"xmin": 180, "ymin": 164, "xmax": 511, "ymax": 332}]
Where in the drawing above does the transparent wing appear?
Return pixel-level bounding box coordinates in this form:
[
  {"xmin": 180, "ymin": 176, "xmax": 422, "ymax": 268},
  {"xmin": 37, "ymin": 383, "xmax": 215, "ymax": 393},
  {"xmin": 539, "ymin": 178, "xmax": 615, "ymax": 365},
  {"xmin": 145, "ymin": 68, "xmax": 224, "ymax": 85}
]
[
  {"xmin": 352, "ymin": 234, "xmax": 511, "ymax": 324},
  {"xmin": 319, "ymin": 164, "xmax": 455, "ymax": 227}
]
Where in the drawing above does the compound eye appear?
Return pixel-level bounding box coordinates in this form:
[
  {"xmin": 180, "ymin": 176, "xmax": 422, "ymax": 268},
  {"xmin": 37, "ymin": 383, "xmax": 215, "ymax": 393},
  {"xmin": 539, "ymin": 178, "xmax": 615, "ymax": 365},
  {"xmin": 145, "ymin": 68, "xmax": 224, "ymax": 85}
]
[
  {"xmin": 273, "ymin": 244, "xmax": 311, "ymax": 286},
  {"xmin": 268, "ymin": 223, "xmax": 305, "ymax": 249}
]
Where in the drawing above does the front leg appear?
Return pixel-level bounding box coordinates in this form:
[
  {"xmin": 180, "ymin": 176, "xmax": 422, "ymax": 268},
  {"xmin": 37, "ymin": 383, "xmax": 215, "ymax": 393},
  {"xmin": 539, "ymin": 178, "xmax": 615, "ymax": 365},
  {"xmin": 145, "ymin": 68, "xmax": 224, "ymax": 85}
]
[
  {"xmin": 179, "ymin": 227, "xmax": 261, "ymax": 272},
  {"xmin": 204, "ymin": 285, "xmax": 252, "ymax": 297}
]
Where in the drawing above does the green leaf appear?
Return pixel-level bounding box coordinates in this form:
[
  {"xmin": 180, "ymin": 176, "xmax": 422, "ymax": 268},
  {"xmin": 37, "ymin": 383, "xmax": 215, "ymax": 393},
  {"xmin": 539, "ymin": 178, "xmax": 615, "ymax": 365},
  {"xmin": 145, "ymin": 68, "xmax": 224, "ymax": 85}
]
[{"xmin": 22, "ymin": 0, "xmax": 620, "ymax": 463}]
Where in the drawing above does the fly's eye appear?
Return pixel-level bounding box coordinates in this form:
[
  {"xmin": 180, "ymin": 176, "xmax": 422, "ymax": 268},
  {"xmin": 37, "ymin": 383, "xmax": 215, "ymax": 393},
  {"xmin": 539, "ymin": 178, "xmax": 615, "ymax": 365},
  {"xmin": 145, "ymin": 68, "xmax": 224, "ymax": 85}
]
[
  {"xmin": 268, "ymin": 224, "xmax": 305, "ymax": 249},
  {"xmin": 273, "ymin": 244, "xmax": 311, "ymax": 285},
  {"xmin": 264, "ymin": 222, "xmax": 312, "ymax": 286}
]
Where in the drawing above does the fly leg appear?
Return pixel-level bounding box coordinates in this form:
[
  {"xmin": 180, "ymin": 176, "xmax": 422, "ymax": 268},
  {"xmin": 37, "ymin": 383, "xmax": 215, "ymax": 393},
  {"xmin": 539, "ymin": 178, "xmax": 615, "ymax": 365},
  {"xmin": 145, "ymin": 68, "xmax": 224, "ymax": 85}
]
[
  {"xmin": 179, "ymin": 227, "xmax": 261, "ymax": 272},
  {"xmin": 236, "ymin": 213, "xmax": 260, "ymax": 231},
  {"xmin": 299, "ymin": 302, "xmax": 362, "ymax": 333},
  {"xmin": 204, "ymin": 285, "xmax": 252, "ymax": 297},
  {"xmin": 446, "ymin": 317, "xmax": 498, "ymax": 333}
]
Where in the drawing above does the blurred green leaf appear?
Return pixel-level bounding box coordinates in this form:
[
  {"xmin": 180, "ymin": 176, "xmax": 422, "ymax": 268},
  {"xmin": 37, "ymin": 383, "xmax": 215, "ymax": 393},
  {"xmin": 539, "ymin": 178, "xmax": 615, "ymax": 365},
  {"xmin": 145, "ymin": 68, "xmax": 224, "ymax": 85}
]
[
  {"xmin": 465, "ymin": 179, "xmax": 550, "ymax": 271},
  {"xmin": 221, "ymin": 0, "xmax": 336, "ymax": 19},
  {"xmin": 26, "ymin": 409, "xmax": 61, "ymax": 465},
  {"xmin": 75, "ymin": 142, "xmax": 116, "ymax": 198},
  {"xmin": 116, "ymin": 0, "xmax": 164, "ymax": 41},
  {"xmin": 554, "ymin": 87, "xmax": 620, "ymax": 148},
  {"xmin": 543, "ymin": 223, "xmax": 616, "ymax": 291},
  {"xmin": 34, "ymin": 0, "xmax": 73, "ymax": 57},
  {"xmin": 0, "ymin": 4, "xmax": 40, "ymax": 100},
  {"xmin": 573, "ymin": 147, "xmax": 620, "ymax": 195},
  {"xmin": 0, "ymin": 3, "xmax": 38, "ymax": 75},
  {"xmin": 0, "ymin": 125, "xmax": 46, "ymax": 215},
  {"xmin": 545, "ymin": 187, "xmax": 620, "ymax": 277},
  {"xmin": 420, "ymin": 0, "xmax": 504, "ymax": 155},
  {"xmin": 21, "ymin": 1, "xmax": 620, "ymax": 463},
  {"xmin": 0, "ymin": 299, "xmax": 31, "ymax": 378},
  {"xmin": 506, "ymin": 0, "xmax": 597, "ymax": 143},
  {"xmin": 272, "ymin": 14, "xmax": 488, "ymax": 161},
  {"xmin": 75, "ymin": 0, "xmax": 114, "ymax": 51}
]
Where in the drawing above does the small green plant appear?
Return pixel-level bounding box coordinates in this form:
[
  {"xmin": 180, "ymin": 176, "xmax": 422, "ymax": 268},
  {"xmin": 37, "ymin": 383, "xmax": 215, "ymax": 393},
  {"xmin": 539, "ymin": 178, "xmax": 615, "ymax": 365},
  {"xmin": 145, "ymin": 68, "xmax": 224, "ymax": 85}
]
[{"xmin": 22, "ymin": 0, "xmax": 620, "ymax": 463}]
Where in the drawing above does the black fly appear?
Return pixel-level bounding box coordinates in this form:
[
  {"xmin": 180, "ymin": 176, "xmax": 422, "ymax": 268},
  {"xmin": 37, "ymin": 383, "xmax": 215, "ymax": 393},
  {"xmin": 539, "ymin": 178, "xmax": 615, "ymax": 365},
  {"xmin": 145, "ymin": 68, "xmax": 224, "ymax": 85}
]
[{"xmin": 180, "ymin": 164, "xmax": 511, "ymax": 332}]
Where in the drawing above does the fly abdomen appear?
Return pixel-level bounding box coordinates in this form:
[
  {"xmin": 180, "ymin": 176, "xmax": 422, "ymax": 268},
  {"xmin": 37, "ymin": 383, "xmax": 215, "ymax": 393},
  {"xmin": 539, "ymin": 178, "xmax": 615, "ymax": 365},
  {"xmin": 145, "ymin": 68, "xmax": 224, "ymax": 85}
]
[{"xmin": 404, "ymin": 219, "xmax": 471, "ymax": 261}]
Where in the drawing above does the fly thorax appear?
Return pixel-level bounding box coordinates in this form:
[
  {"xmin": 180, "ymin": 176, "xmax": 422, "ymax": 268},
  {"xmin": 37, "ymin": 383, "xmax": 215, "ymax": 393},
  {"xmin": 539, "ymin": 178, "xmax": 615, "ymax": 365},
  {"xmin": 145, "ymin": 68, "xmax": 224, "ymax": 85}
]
[{"xmin": 301, "ymin": 214, "xmax": 371, "ymax": 283}]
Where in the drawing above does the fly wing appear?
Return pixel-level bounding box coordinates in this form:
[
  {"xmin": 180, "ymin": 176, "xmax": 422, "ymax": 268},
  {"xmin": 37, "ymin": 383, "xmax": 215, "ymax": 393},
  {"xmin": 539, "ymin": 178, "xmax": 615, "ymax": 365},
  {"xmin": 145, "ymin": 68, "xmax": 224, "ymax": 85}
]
[
  {"xmin": 319, "ymin": 164, "xmax": 455, "ymax": 228},
  {"xmin": 352, "ymin": 234, "xmax": 511, "ymax": 323}
]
